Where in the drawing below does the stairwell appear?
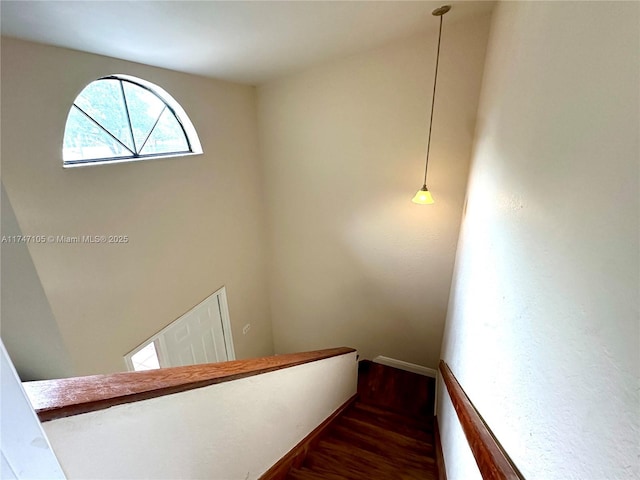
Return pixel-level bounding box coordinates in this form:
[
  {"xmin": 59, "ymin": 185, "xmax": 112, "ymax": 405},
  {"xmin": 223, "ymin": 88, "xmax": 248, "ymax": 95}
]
[{"xmin": 285, "ymin": 360, "xmax": 439, "ymax": 480}]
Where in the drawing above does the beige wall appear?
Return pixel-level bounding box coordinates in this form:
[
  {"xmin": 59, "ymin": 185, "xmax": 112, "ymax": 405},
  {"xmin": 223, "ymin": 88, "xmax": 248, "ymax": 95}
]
[
  {"xmin": 1, "ymin": 184, "xmax": 74, "ymax": 380},
  {"xmin": 1, "ymin": 38, "xmax": 273, "ymax": 376},
  {"xmin": 257, "ymin": 14, "xmax": 491, "ymax": 368},
  {"xmin": 439, "ymin": 2, "xmax": 639, "ymax": 478}
]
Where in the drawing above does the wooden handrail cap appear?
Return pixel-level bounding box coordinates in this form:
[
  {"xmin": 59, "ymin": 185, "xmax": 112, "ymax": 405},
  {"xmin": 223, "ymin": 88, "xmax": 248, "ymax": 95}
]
[{"xmin": 24, "ymin": 347, "xmax": 356, "ymax": 421}]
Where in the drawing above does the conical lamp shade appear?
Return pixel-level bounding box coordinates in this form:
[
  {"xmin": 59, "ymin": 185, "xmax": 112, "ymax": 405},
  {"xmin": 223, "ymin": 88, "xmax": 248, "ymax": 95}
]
[{"xmin": 412, "ymin": 186, "xmax": 434, "ymax": 205}]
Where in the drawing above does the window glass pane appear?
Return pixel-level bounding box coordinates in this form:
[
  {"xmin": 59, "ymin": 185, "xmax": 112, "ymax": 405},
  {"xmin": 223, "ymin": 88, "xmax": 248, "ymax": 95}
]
[
  {"xmin": 130, "ymin": 342, "xmax": 160, "ymax": 372},
  {"xmin": 123, "ymin": 81, "xmax": 166, "ymax": 151},
  {"xmin": 62, "ymin": 75, "xmax": 201, "ymax": 166},
  {"xmin": 140, "ymin": 108, "xmax": 189, "ymax": 155},
  {"xmin": 63, "ymin": 106, "xmax": 131, "ymax": 161},
  {"xmin": 74, "ymin": 79, "xmax": 134, "ymax": 151}
]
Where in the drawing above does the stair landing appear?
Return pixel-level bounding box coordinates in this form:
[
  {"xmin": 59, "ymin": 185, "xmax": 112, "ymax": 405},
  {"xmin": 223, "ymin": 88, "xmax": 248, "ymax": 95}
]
[{"xmin": 286, "ymin": 360, "xmax": 438, "ymax": 479}]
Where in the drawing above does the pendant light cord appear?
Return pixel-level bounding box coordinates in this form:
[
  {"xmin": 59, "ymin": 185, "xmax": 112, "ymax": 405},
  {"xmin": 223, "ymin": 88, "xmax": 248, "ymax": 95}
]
[{"xmin": 422, "ymin": 14, "xmax": 444, "ymax": 187}]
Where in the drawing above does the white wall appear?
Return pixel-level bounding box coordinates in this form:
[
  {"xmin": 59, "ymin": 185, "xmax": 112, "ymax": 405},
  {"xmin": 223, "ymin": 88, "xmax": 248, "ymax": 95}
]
[
  {"xmin": 0, "ymin": 341, "xmax": 65, "ymax": 479},
  {"xmin": 257, "ymin": 11, "xmax": 491, "ymax": 368},
  {"xmin": 1, "ymin": 38, "xmax": 273, "ymax": 376},
  {"xmin": 42, "ymin": 352, "xmax": 357, "ymax": 480},
  {"xmin": 439, "ymin": 2, "xmax": 639, "ymax": 479}
]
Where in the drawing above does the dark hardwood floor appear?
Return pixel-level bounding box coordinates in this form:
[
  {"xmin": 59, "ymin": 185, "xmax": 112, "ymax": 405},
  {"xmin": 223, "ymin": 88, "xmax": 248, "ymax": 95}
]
[
  {"xmin": 285, "ymin": 361, "xmax": 438, "ymax": 479},
  {"xmin": 357, "ymin": 361, "xmax": 436, "ymax": 418}
]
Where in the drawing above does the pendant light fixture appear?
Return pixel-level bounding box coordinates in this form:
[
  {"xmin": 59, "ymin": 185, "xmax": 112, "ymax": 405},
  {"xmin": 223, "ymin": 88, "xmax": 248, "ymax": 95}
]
[{"xmin": 412, "ymin": 4, "xmax": 451, "ymax": 205}]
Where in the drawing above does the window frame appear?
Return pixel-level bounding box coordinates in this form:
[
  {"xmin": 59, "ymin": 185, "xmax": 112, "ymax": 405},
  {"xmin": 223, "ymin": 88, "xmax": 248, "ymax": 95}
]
[{"xmin": 63, "ymin": 74, "xmax": 202, "ymax": 168}]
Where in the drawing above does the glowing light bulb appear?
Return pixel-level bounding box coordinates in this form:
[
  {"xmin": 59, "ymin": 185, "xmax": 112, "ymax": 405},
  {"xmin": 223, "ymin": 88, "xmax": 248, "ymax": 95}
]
[{"xmin": 412, "ymin": 186, "xmax": 434, "ymax": 205}]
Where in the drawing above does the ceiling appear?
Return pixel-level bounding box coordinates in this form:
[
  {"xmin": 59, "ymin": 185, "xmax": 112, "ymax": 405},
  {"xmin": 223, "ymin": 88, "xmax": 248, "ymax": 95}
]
[{"xmin": 0, "ymin": 1, "xmax": 494, "ymax": 85}]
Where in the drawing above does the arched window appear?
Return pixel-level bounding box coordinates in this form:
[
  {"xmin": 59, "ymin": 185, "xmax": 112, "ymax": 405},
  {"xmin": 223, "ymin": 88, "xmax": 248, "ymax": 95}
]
[{"xmin": 63, "ymin": 75, "xmax": 202, "ymax": 167}]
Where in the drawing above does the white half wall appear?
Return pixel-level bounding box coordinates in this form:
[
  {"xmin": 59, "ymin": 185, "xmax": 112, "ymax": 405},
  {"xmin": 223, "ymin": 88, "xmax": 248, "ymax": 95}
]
[
  {"xmin": 0, "ymin": 342, "xmax": 65, "ymax": 479},
  {"xmin": 439, "ymin": 2, "xmax": 639, "ymax": 479},
  {"xmin": 42, "ymin": 351, "xmax": 358, "ymax": 480}
]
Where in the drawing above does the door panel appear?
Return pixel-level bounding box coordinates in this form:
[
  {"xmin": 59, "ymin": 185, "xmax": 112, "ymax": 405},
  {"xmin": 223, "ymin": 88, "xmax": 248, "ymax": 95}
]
[
  {"xmin": 162, "ymin": 297, "xmax": 227, "ymax": 367},
  {"xmin": 124, "ymin": 287, "xmax": 235, "ymax": 372}
]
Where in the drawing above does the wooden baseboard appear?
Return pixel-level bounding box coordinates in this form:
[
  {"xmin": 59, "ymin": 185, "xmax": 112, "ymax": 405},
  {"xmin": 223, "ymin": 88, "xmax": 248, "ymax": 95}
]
[
  {"xmin": 434, "ymin": 416, "xmax": 447, "ymax": 480},
  {"xmin": 259, "ymin": 394, "xmax": 357, "ymax": 480},
  {"xmin": 372, "ymin": 356, "xmax": 438, "ymax": 378}
]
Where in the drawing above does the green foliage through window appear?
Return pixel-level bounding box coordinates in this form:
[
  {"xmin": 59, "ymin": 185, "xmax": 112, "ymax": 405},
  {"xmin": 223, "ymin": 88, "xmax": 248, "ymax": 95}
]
[{"xmin": 63, "ymin": 75, "xmax": 200, "ymax": 166}]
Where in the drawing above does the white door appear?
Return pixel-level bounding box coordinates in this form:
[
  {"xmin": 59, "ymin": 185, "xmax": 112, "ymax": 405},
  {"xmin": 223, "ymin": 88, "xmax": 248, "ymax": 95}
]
[
  {"xmin": 124, "ymin": 287, "xmax": 235, "ymax": 371},
  {"xmin": 161, "ymin": 297, "xmax": 228, "ymax": 366}
]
